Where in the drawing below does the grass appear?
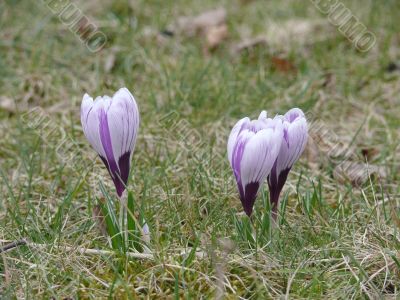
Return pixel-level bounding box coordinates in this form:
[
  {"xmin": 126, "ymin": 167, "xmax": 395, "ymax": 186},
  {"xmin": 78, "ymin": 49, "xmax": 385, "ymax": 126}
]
[{"xmin": 1, "ymin": 0, "xmax": 400, "ymax": 298}]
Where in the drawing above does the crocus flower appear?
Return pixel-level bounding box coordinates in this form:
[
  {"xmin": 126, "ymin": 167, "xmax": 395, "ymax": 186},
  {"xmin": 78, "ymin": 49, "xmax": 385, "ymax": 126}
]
[
  {"xmin": 228, "ymin": 111, "xmax": 283, "ymax": 216},
  {"xmin": 81, "ymin": 87, "xmax": 139, "ymax": 197},
  {"xmin": 267, "ymin": 108, "xmax": 308, "ymax": 216}
]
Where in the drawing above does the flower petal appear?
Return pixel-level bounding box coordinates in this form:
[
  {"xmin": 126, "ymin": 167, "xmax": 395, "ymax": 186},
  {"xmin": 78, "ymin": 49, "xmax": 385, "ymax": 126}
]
[
  {"xmin": 241, "ymin": 181, "xmax": 260, "ymax": 216},
  {"xmin": 98, "ymin": 104, "xmax": 120, "ymax": 181},
  {"xmin": 231, "ymin": 130, "xmax": 254, "ymax": 181},
  {"xmin": 227, "ymin": 117, "xmax": 249, "ymax": 166},
  {"xmin": 275, "ymin": 109, "xmax": 308, "ymax": 173},
  {"xmin": 80, "ymin": 88, "xmax": 140, "ymax": 198},
  {"xmin": 227, "ymin": 112, "xmax": 284, "ymax": 216},
  {"xmin": 107, "ymin": 87, "xmax": 140, "ymax": 162},
  {"xmin": 81, "ymin": 94, "xmax": 106, "ymax": 158},
  {"xmin": 240, "ymin": 126, "xmax": 283, "ymax": 189},
  {"xmin": 285, "ymin": 107, "xmax": 304, "ymax": 123},
  {"xmin": 258, "ymin": 110, "xmax": 267, "ymax": 121},
  {"xmin": 267, "ymin": 108, "xmax": 308, "ymax": 216}
]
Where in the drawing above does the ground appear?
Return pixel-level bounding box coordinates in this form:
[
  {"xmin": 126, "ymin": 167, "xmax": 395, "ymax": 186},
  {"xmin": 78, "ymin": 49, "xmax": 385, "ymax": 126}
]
[{"xmin": 0, "ymin": 0, "xmax": 400, "ymax": 299}]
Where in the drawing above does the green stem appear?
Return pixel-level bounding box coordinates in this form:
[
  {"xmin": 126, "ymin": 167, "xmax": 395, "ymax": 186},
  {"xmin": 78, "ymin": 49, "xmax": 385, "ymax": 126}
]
[{"xmin": 119, "ymin": 193, "xmax": 127, "ymax": 250}]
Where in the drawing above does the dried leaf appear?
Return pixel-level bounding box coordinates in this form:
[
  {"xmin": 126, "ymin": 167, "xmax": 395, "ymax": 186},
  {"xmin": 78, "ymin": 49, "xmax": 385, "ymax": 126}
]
[
  {"xmin": 46, "ymin": 102, "xmax": 71, "ymax": 114},
  {"xmin": 166, "ymin": 8, "xmax": 229, "ymax": 56},
  {"xmin": 333, "ymin": 161, "xmax": 386, "ymax": 186},
  {"xmin": 266, "ymin": 19, "xmax": 332, "ymax": 49},
  {"xmin": 360, "ymin": 147, "xmax": 380, "ymax": 161},
  {"xmin": 205, "ymin": 24, "xmax": 228, "ymax": 52},
  {"xmin": 174, "ymin": 8, "xmax": 226, "ymax": 37},
  {"xmin": 271, "ymin": 56, "xmax": 297, "ymax": 73},
  {"xmin": 231, "ymin": 36, "xmax": 267, "ymax": 54}
]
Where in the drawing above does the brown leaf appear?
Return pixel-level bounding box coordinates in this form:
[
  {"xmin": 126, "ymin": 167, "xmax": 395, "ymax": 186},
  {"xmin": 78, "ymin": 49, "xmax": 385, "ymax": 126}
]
[
  {"xmin": 333, "ymin": 161, "xmax": 386, "ymax": 187},
  {"xmin": 205, "ymin": 24, "xmax": 228, "ymax": 52},
  {"xmin": 271, "ymin": 56, "xmax": 297, "ymax": 73},
  {"xmin": 265, "ymin": 19, "xmax": 333, "ymax": 50},
  {"xmin": 360, "ymin": 147, "xmax": 380, "ymax": 161},
  {"xmin": 174, "ymin": 8, "xmax": 226, "ymax": 37},
  {"xmin": 46, "ymin": 102, "xmax": 71, "ymax": 114}
]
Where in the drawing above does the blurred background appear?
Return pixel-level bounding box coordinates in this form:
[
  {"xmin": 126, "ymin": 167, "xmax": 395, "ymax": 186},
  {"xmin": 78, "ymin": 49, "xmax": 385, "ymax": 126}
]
[{"xmin": 0, "ymin": 0, "xmax": 399, "ymax": 298}]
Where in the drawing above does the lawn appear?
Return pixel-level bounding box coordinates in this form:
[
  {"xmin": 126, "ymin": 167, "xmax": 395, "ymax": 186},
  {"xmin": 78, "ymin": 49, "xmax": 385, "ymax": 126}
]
[{"xmin": 0, "ymin": 0, "xmax": 399, "ymax": 298}]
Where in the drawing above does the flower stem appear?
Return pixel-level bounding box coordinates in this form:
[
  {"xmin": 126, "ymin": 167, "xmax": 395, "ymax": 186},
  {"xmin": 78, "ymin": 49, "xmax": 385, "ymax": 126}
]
[{"xmin": 119, "ymin": 193, "xmax": 128, "ymax": 249}]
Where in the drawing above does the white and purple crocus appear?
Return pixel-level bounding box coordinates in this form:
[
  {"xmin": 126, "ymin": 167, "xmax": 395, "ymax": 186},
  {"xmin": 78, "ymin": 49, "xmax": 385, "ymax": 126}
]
[
  {"xmin": 228, "ymin": 108, "xmax": 308, "ymax": 217},
  {"xmin": 81, "ymin": 87, "xmax": 139, "ymax": 197},
  {"xmin": 227, "ymin": 111, "xmax": 283, "ymax": 216},
  {"xmin": 268, "ymin": 108, "xmax": 308, "ymax": 215}
]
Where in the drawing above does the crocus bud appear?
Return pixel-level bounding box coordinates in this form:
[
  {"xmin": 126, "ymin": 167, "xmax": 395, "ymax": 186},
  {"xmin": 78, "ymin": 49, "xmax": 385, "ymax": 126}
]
[
  {"xmin": 81, "ymin": 87, "xmax": 139, "ymax": 197},
  {"xmin": 228, "ymin": 111, "xmax": 283, "ymax": 216},
  {"xmin": 268, "ymin": 108, "xmax": 308, "ymax": 215}
]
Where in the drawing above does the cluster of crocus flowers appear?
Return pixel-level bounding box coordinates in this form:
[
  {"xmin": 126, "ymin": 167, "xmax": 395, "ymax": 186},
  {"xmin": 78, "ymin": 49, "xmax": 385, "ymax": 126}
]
[
  {"xmin": 80, "ymin": 86, "xmax": 307, "ymax": 229},
  {"xmin": 228, "ymin": 108, "xmax": 308, "ymax": 218},
  {"xmin": 81, "ymin": 87, "xmax": 139, "ymax": 197}
]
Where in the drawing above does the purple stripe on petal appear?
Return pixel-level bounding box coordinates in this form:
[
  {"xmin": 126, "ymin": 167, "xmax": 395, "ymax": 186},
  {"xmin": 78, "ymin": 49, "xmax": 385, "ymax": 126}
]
[
  {"xmin": 114, "ymin": 177, "xmax": 125, "ymax": 197},
  {"xmin": 85, "ymin": 107, "xmax": 93, "ymax": 124},
  {"xmin": 287, "ymin": 111, "xmax": 299, "ymax": 123},
  {"xmin": 232, "ymin": 134, "xmax": 261, "ymax": 216},
  {"xmin": 98, "ymin": 108, "xmax": 123, "ymax": 196},
  {"xmin": 98, "ymin": 109, "xmax": 118, "ymax": 172},
  {"xmin": 236, "ymin": 179, "xmax": 245, "ymax": 206},
  {"xmin": 268, "ymin": 160, "xmax": 278, "ymax": 191},
  {"xmin": 232, "ymin": 137, "xmax": 247, "ymax": 181},
  {"xmin": 283, "ymin": 127, "xmax": 289, "ymax": 145},
  {"xmin": 268, "ymin": 165, "xmax": 290, "ymax": 217},
  {"xmin": 99, "ymin": 154, "xmax": 123, "ymax": 196},
  {"xmin": 99, "ymin": 155, "xmax": 111, "ymax": 176},
  {"xmin": 99, "ymin": 153, "xmax": 130, "ymax": 197},
  {"xmin": 242, "ymin": 181, "xmax": 260, "ymax": 216},
  {"xmin": 117, "ymin": 151, "xmax": 131, "ymax": 193}
]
